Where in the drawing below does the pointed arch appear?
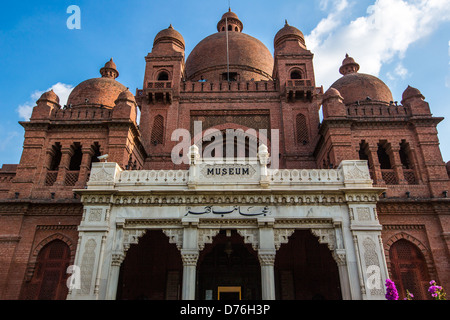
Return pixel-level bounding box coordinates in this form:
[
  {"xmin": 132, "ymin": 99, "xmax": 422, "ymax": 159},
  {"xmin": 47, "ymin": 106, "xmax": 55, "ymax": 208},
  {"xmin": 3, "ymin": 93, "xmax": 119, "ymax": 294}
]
[{"xmin": 21, "ymin": 238, "xmax": 73, "ymax": 300}]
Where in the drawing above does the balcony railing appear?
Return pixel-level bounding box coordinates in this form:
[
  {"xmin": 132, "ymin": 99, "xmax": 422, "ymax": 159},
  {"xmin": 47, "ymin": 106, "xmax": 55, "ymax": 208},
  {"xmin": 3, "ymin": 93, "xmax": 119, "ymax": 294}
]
[
  {"xmin": 64, "ymin": 171, "xmax": 80, "ymax": 186},
  {"xmin": 403, "ymin": 169, "xmax": 417, "ymax": 185},
  {"xmin": 286, "ymin": 79, "xmax": 313, "ymax": 88},
  {"xmin": 45, "ymin": 171, "xmax": 58, "ymax": 186},
  {"xmin": 147, "ymin": 81, "xmax": 172, "ymax": 90},
  {"xmin": 381, "ymin": 169, "xmax": 398, "ymax": 185}
]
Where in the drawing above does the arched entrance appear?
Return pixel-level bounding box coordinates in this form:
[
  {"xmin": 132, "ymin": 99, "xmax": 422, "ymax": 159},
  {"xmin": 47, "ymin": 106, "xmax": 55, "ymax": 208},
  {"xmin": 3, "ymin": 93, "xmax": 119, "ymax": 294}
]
[
  {"xmin": 275, "ymin": 230, "xmax": 342, "ymax": 300},
  {"xmin": 197, "ymin": 230, "xmax": 261, "ymax": 300},
  {"xmin": 21, "ymin": 240, "xmax": 71, "ymax": 300},
  {"xmin": 117, "ymin": 230, "xmax": 183, "ymax": 300},
  {"xmin": 389, "ymin": 239, "xmax": 431, "ymax": 300}
]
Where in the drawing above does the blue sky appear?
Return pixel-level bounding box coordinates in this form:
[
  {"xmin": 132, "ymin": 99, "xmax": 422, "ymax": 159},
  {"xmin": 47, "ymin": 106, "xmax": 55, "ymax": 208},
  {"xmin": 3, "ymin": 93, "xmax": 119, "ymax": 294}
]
[{"xmin": 0, "ymin": 0, "xmax": 449, "ymax": 166}]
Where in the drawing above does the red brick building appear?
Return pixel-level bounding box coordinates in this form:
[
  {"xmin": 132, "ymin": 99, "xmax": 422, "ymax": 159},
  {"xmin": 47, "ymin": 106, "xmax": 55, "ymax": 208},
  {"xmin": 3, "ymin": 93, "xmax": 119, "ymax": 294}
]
[{"xmin": 0, "ymin": 9, "xmax": 448, "ymax": 300}]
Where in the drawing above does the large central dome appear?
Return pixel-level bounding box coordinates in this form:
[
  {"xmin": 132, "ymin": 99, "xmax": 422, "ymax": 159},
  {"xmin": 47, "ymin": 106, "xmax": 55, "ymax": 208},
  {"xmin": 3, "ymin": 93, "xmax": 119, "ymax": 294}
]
[{"xmin": 185, "ymin": 10, "xmax": 274, "ymax": 82}]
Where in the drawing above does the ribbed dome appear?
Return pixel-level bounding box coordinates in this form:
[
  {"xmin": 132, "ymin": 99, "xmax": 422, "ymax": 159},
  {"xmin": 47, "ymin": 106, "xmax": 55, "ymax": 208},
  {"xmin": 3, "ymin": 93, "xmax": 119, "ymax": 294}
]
[
  {"xmin": 67, "ymin": 59, "xmax": 127, "ymax": 108},
  {"xmin": 330, "ymin": 55, "xmax": 393, "ymax": 105},
  {"xmin": 185, "ymin": 31, "xmax": 274, "ymax": 81},
  {"xmin": 153, "ymin": 25, "xmax": 185, "ymax": 50},
  {"xmin": 274, "ymin": 21, "xmax": 305, "ymax": 48}
]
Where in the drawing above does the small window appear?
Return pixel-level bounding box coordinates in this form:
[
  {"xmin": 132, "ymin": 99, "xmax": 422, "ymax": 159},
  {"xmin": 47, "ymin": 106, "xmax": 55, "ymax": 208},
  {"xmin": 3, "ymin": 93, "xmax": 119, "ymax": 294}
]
[
  {"xmin": 157, "ymin": 71, "xmax": 169, "ymax": 81},
  {"xmin": 228, "ymin": 25, "xmax": 232, "ymax": 31},
  {"xmin": 377, "ymin": 143, "xmax": 392, "ymax": 169},
  {"xmin": 69, "ymin": 143, "xmax": 83, "ymax": 171},
  {"xmin": 49, "ymin": 143, "xmax": 62, "ymax": 171}
]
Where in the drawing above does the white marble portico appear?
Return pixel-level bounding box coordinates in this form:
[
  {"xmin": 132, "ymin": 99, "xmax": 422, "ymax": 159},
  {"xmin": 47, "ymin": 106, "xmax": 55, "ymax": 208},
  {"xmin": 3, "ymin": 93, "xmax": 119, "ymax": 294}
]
[{"xmin": 67, "ymin": 145, "xmax": 389, "ymax": 300}]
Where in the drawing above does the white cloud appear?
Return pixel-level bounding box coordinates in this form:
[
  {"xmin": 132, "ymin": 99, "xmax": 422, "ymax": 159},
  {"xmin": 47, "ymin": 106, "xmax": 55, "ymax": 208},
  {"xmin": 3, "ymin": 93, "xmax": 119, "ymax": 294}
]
[
  {"xmin": 306, "ymin": 0, "xmax": 450, "ymax": 89},
  {"xmin": 387, "ymin": 62, "xmax": 410, "ymax": 80},
  {"xmin": 17, "ymin": 83, "xmax": 74, "ymax": 121}
]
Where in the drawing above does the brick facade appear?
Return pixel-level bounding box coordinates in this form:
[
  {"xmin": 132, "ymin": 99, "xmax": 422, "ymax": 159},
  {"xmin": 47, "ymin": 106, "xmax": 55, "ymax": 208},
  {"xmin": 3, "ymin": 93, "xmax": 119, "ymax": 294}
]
[{"xmin": 0, "ymin": 9, "xmax": 448, "ymax": 300}]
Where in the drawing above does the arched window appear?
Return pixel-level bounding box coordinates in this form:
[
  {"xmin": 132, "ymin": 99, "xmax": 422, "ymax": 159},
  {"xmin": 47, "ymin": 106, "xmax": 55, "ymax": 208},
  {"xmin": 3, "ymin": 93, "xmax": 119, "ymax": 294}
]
[
  {"xmin": 290, "ymin": 70, "xmax": 303, "ymax": 80},
  {"xmin": 151, "ymin": 115, "xmax": 165, "ymax": 146},
  {"xmin": 399, "ymin": 140, "xmax": 417, "ymax": 184},
  {"xmin": 89, "ymin": 143, "xmax": 101, "ymax": 169},
  {"xmin": 377, "ymin": 143, "xmax": 391, "ymax": 169},
  {"xmin": 296, "ymin": 114, "xmax": 309, "ymax": 145},
  {"xmin": 157, "ymin": 71, "xmax": 169, "ymax": 81},
  {"xmin": 69, "ymin": 143, "xmax": 82, "ymax": 171},
  {"xmin": 23, "ymin": 240, "xmax": 71, "ymax": 300},
  {"xmin": 389, "ymin": 239, "xmax": 431, "ymax": 300},
  {"xmin": 49, "ymin": 143, "xmax": 62, "ymax": 171}
]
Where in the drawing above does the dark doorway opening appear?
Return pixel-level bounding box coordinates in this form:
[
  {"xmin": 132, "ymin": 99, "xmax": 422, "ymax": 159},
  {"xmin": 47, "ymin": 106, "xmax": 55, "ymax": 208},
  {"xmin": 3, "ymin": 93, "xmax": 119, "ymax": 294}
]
[
  {"xmin": 117, "ymin": 230, "xmax": 182, "ymax": 300},
  {"xmin": 197, "ymin": 230, "xmax": 261, "ymax": 300},
  {"xmin": 275, "ymin": 230, "xmax": 342, "ymax": 300}
]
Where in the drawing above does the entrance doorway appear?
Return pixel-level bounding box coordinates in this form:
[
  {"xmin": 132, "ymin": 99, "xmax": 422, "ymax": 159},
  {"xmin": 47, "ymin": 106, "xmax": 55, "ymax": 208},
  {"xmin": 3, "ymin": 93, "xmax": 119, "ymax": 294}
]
[
  {"xmin": 197, "ymin": 230, "xmax": 261, "ymax": 300},
  {"xmin": 275, "ymin": 230, "xmax": 342, "ymax": 300},
  {"xmin": 117, "ymin": 230, "xmax": 183, "ymax": 300}
]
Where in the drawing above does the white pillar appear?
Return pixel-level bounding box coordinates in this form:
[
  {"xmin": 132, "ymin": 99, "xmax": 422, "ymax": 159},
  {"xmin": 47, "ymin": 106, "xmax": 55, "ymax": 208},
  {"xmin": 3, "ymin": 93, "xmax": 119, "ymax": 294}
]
[
  {"xmin": 104, "ymin": 253, "xmax": 124, "ymax": 300},
  {"xmin": 258, "ymin": 218, "xmax": 276, "ymax": 300},
  {"xmin": 181, "ymin": 218, "xmax": 199, "ymax": 300},
  {"xmin": 258, "ymin": 250, "xmax": 276, "ymax": 300},
  {"xmin": 181, "ymin": 250, "xmax": 198, "ymax": 300}
]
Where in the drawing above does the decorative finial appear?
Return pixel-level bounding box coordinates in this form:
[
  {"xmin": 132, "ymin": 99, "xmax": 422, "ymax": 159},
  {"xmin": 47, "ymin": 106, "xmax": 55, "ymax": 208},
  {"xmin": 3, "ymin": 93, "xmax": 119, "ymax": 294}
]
[
  {"xmin": 169, "ymin": 24, "xmax": 173, "ymax": 29},
  {"xmin": 285, "ymin": 19, "xmax": 289, "ymax": 26},
  {"xmin": 345, "ymin": 53, "xmax": 349, "ymax": 58}
]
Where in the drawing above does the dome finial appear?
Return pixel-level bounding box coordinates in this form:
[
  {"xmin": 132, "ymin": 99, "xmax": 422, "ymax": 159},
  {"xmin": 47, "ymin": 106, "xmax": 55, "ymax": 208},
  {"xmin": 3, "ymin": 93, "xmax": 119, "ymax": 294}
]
[
  {"xmin": 285, "ymin": 19, "xmax": 289, "ymax": 26},
  {"xmin": 100, "ymin": 58, "xmax": 119, "ymax": 79},
  {"xmin": 217, "ymin": 9, "xmax": 243, "ymax": 32},
  {"xmin": 339, "ymin": 54, "xmax": 360, "ymax": 76}
]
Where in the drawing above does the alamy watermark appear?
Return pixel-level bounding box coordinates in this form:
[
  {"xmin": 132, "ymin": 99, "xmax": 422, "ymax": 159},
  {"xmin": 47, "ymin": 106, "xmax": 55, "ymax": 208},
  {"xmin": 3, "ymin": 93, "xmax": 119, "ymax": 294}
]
[
  {"xmin": 66, "ymin": 265, "xmax": 81, "ymax": 290},
  {"xmin": 171, "ymin": 121, "xmax": 280, "ymax": 169},
  {"xmin": 67, "ymin": 5, "xmax": 81, "ymax": 30}
]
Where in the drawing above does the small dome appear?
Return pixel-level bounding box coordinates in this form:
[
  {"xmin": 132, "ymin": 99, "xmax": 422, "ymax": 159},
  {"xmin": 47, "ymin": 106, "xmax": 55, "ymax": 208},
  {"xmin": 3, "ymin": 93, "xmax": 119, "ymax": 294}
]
[
  {"xmin": 38, "ymin": 89, "xmax": 60, "ymax": 105},
  {"xmin": 402, "ymin": 85, "xmax": 424, "ymax": 102},
  {"xmin": 274, "ymin": 20, "xmax": 305, "ymax": 48},
  {"xmin": 116, "ymin": 89, "xmax": 136, "ymax": 103},
  {"xmin": 67, "ymin": 59, "xmax": 127, "ymax": 108},
  {"xmin": 323, "ymin": 87, "xmax": 343, "ymax": 101},
  {"xmin": 153, "ymin": 24, "xmax": 185, "ymax": 50},
  {"xmin": 330, "ymin": 55, "xmax": 393, "ymax": 105},
  {"xmin": 339, "ymin": 54, "xmax": 360, "ymax": 75},
  {"xmin": 217, "ymin": 8, "xmax": 243, "ymax": 32},
  {"xmin": 100, "ymin": 58, "xmax": 119, "ymax": 79}
]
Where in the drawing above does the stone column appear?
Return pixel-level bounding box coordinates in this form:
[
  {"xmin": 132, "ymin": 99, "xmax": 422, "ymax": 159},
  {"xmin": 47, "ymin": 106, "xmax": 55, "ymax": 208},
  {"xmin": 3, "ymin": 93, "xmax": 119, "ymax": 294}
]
[
  {"xmin": 258, "ymin": 218, "xmax": 276, "ymax": 300},
  {"xmin": 181, "ymin": 250, "xmax": 199, "ymax": 300},
  {"xmin": 367, "ymin": 143, "xmax": 384, "ymax": 185},
  {"xmin": 181, "ymin": 218, "xmax": 199, "ymax": 300},
  {"xmin": 76, "ymin": 147, "xmax": 94, "ymax": 187},
  {"xmin": 387, "ymin": 144, "xmax": 406, "ymax": 185},
  {"xmin": 258, "ymin": 250, "xmax": 276, "ymax": 300},
  {"xmin": 55, "ymin": 147, "xmax": 72, "ymax": 186},
  {"xmin": 104, "ymin": 252, "xmax": 124, "ymax": 300}
]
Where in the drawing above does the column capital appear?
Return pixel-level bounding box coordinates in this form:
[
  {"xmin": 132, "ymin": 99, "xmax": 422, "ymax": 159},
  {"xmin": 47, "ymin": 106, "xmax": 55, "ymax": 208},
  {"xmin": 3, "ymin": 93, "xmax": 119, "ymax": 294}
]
[
  {"xmin": 111, "ymin": 252, "xmax": 125, "ymax": 267},
  {"xmin": 258, "ymin": 250, "xmax": 276, "ymax": 266},
  {"xmin": 181, "ymin": 250, "xmax": 199, "ymax": 266}
]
